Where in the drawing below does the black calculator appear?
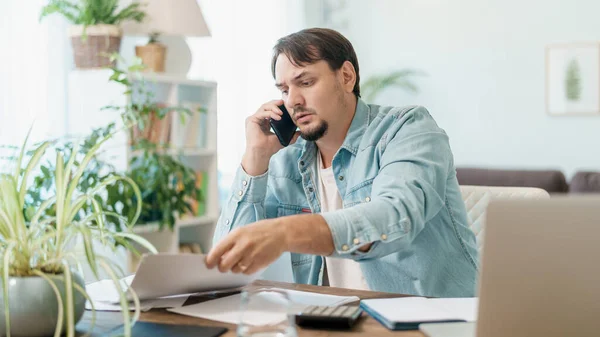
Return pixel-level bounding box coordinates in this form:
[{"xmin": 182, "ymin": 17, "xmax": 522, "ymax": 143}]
[{"xmin": 294, "ymin": 305, "xmax": 363, "ymax": 330}]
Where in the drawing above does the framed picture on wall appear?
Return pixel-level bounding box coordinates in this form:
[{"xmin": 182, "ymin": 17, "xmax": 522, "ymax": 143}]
[{"xmin": 546, "ymin": 42, "xmax": 600, "ymax": 116}]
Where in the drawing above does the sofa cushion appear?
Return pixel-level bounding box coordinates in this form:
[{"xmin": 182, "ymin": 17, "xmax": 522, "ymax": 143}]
[
  {"xmin": 456, "ymin": 167, "xmax": 569, "ymax": 193},
  {"xmin": 569, "ymin": 171, "xmax": 600, "ymax": 193}
]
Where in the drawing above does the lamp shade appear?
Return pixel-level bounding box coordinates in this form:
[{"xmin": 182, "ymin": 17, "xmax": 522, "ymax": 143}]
[{"xmin": 122, "ymin": 0, "xmax": 210, "ymax": 37}]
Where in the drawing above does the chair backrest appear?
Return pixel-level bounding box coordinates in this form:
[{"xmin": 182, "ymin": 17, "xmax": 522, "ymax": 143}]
[{"xmin": 460, "ymin": 185, "xmax": 550, "ymax": 252}]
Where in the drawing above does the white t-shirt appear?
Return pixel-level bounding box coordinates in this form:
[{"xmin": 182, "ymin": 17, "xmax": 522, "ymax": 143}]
[{"xmin": 317, "ymin": 151, "xmax": 370, "ymax": 290}]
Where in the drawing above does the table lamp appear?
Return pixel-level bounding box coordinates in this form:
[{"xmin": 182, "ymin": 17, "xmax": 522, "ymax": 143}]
[{"xmin": 122, "ymin": 0, "xmax": 211, "ymax": 74}]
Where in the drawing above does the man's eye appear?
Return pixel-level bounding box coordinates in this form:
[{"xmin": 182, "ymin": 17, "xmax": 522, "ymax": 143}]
[
  {"xmin": 302, "ymin": 81, "xmax": 312, "ymax": 86},
  {"xmin": 281, "ymin": 90, "xmax": 288, "ymax": 95}
]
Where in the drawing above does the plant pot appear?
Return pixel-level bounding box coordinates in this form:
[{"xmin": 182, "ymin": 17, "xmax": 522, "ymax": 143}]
[
  {"xmin": 0, "ymin": 271, "xmax": 86, "ymax": 337},
  {"xmin": 136, "ymin": 43, "xmax": 166, "ymax": 72},
  {"xmin": 69, "ymin": 24, "xmax": 122, "ymax": 69}
]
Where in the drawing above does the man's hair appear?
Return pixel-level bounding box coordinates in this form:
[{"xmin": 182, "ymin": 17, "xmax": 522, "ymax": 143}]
[{"xmin": 271, "ymin": 28, "xmax": 360, "ymax": 98}]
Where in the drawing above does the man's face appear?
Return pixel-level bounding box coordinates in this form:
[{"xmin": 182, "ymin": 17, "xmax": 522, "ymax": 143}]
[{"xmin": 275, "ymin": 54, "xmax": 346, "ymax": 141}]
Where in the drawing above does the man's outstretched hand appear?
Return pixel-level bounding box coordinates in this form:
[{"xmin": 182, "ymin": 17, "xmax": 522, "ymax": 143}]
[{"xmin": 205, "ymin": 218, "xmax": 288, "ymax": 275}]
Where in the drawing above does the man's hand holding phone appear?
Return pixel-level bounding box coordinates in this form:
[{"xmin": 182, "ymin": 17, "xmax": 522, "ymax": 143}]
[{"xmin": 241, "ymin": 100, "xmax": 298, "ymax": 176}]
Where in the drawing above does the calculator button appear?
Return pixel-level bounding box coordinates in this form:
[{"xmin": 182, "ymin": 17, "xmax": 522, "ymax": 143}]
[
  {"xmin": 311, "ymin": 306, "xmax": 327, "ymax": 315},
  {"xmin": 342, "ymin": 306, "xmax": 358, "ymax": 317},
  {"xmin": 304, "ymin": 305, "xmax": 317, "ymax": 314},
  {"xmin": 321, "ymin": 307, "xmax": 336, "ymax": 316},
  {"xmin": 333, "ymin": 306, "xmax": 347, "ymax": 316}
]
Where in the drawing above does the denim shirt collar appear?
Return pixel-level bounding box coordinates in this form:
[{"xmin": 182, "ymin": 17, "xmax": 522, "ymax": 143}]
[{"xmin": 299, "ymin": 98, "xmax": 370, "ymax": 163}]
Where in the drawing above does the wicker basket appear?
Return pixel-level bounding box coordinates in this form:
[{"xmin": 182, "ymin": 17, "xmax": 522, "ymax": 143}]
[
  {"xmin": 69, "ymin": 24, "xmax": 122, "ymax": 69},
  {"xmin": 135, "ymin": 43, "xmax": 166, "ymax": 72}
]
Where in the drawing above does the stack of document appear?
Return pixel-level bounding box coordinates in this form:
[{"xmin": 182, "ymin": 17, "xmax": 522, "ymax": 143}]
[
  {"xmin": 84, "ymin": 253, "xmax": 258, "ymax": 311},
  {"xmin": 85, "ymin": 276, "xmax": 189, "ymax": 311},
  {"xmin": 168, "ymin": 288, "xmax": 360, "ymax": 325}
]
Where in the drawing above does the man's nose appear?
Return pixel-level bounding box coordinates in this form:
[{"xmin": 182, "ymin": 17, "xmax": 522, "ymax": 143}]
[{"xmin": 287, "ymin": 87, "xmax": 305, "ymax": 113}]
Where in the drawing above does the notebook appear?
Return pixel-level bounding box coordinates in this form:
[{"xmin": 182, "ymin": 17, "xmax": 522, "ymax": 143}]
[
  {"xmin": 106, "ymin": 322, "xmax": 227, "ymax": 337},
  {"xmin": 360, "ymin": 297, "xmax": 478, "ymax": 330}
]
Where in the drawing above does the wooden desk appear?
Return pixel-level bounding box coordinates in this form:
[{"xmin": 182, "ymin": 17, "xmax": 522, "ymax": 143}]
[{"xmin": 77, "ymin": 280, "xmax": 426, "ymax": 336}]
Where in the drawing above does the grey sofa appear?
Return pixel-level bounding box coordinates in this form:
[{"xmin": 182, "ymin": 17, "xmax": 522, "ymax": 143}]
[{"xmin": 456, "ymin": 167, "xmax": 600, "ymax": 194}]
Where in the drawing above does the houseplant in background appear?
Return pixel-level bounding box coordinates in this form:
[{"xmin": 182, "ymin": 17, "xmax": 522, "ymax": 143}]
[
  {"xmin": 0, "ymin": 130, "xmax": 157, "ymax": 337},
  {"xmin": 361, "ymin": 69, "xmax": 425, "ymax": 103},
  {"xmin": 39, "ymin": 0, "xmax": 146, "ymax": 68},
  {"xmin": 26, "ymin": 57, "xmax": 204, "ymax": 235},
  {"xmin": 102, "ymin": 57, "xmax": 204, "ymax": 232}
]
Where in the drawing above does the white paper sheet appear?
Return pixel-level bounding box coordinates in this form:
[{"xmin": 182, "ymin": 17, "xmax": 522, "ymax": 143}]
[
  {"xmin": 127, "ymin": 253, "xmax": 258, "ymax": 301},
  {"xmin": 84, "ymin": 253, "xmax": 258, "ymax": 304},
  {"xmin": 167, "ymin": 288, "xmax": 360, "ymax": 326},
  {"xmin": 85, "ymin": 276, "xmax": 134, "ymax": 304},
  {"xmin": 85, "ymin": 295, "xmax": 189, "ymax": 312}
]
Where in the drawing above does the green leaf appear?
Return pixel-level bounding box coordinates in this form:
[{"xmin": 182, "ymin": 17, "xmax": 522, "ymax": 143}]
[
  {"xmin": 32, "ymin": 270, "xmax": 64, "ymax": 337},
  {"xmin": 113, "ymin": 232, "xmax": 157, "ymax": 254},
  {"xmin": 2, "ymin": 243, "xmax": 15, "ymax": 337},
  {"xmin": 71, "ymin": 282, "xmax": 96, "ymax": 337},
  {"xmin": 62, "ymin": 264, "xmax": 75, "ymax": 337},
  {"xmin": 361, "ymin": 69, "xmax": 426, "ymax": 102}
]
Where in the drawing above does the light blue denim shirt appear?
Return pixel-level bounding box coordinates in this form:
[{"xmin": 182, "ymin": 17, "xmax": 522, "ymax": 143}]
[{"xmin": 213, "ymin": 99, "xmax": 479, "ymax": 297}]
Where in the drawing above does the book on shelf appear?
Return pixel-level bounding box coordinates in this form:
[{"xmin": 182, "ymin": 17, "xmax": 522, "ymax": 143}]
[
  {"xmin": 169, "ymin": 101, "xmax": 208, "ymax": 150},
  {"xmin": 179, "ymin": 243, "xmax": 203, "ymax": 254},
  {"xmin": 190, "ymin": 171, "xmax": 209, "ymax": 217},
  {"xmin": 131, "ymin": 103, "xmax": 172, "ymax": 147}
]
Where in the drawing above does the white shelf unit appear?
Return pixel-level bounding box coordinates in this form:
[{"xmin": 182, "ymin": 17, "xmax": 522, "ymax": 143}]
[{"xmin": 127, "ymin": 72, "xmax": 219, "ymax": 272}]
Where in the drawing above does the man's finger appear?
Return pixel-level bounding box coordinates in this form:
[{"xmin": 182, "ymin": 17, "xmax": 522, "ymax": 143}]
[
  {"xmin": 231, "ymin": 257, "xmax": 253, "ymax": 274},
  {"xmin": 218, "ymin": 245, "xmax": 245, "ymax": 273},
  {"xmin": 243, "ymin": 261, "xmax": 262, "ymax": 275},
  {"xmin": 251, "ymin": 109, "xmax": 282, "ymax": 122},
  {"xmin": 205, "ymin": 239, "xmax": 235, "ymax": 268}
]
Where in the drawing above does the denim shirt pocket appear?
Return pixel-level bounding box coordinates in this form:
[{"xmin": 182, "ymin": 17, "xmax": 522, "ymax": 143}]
[
  {"xmin": 277, "ymin": 204, "xmax": 306, "ymax": 217},
  {"xmin": 277, "ymin": 205, "xmax": 313, "ymax": 266},
  {"xmin": 277, "ymin": 204, "xmax": 315, "ymax": 283},
  {"xmin": 344, "ymin": 179, "xmax": 375, "ymax": 208}
]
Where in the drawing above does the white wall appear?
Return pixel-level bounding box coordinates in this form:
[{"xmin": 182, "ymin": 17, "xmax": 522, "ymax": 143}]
[{"xmin": 336, "ymin": 0, "xmax": 600, "ymax": 178}]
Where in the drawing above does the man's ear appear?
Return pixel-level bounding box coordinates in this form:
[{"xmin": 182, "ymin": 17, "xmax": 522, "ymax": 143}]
[{"xmin": 340, "ymin": 60, "xmax": 357, "ymax": 94}]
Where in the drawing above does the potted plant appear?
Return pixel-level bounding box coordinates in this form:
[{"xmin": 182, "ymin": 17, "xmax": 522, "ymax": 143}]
[
  {"xmin": 0, "ymin": 130, "xmax": 157, "ymax": 337},
  {"xmin": 361, "ymin": 69, "xmax": 425, "ymax": 102},
  {"xmin": 39, "ymin": 0, "xmax": 146, "ymax": 69},
  {"xmin": 135, "ymin": 32, "xmax": 167, "ymax": 72}
]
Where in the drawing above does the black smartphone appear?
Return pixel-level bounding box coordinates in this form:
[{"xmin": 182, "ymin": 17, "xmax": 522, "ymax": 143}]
[{"xmin": 269, "ymin": 104, "xmax": 297, "ymax": 147}]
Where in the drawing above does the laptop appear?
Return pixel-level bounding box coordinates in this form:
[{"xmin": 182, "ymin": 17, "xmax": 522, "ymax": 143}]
[{"xmin": 420, "ymin": 196, "xmax": 600, "ymax": 337}]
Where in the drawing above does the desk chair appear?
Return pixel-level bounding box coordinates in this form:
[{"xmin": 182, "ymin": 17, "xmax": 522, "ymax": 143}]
[{"xmin": 459, "ymin": 185, "xmax": 550, "ymax": 252}]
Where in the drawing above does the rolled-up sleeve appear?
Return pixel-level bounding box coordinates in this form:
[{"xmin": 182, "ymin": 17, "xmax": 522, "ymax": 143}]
[{"xmin": 323, "ymin": 106, "xmax": 451, "ymax": 260}]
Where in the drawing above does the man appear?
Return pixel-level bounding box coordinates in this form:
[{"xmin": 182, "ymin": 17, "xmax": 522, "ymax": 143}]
[{"xmin": 206, "ymin": 28, "xmax": 478, "ymax": 297}]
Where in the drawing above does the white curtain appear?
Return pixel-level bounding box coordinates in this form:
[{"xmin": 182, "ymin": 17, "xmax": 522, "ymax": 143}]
[
  {"xmin": 191, "ymin": 0, "xmax": 306, "ymax": 207},
  {"xmin": 0, "ymin": 0, "xmax": 70, "ymax": 169}
]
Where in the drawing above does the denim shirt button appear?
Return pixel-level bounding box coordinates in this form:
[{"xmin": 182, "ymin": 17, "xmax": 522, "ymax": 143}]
[
  {"xmin": 308, "ymin": 187, "xmax": 314, "ymax": 193},
  {"xmin": 341, "ymin": 244, "xmax": 349, "ymax": 251},
  {"xmin": 225, "ymin": 219, "xmax": 230, "ymax": 225},
  {"xmin": 338, "ymin": 175, "xmax": 344, "ymax": 181},
  {"xmin": 365, "ymin": 196, "xmax": 371, "ymax": 202},
  {"xmin": 242, "ymin": 180, "xmax": 248, "ymax": 186},
  {"xmin": 300, "ymin": 160, "xmax": 305, "ymax": 166},
  {"xmin": 381, "ymin": 234, "xmax": 388, "ymax": 240},
  {"xmin": 353, "ymin": 238, "xmax": 360, "ymax": 245},
  {"xmin": 238, "ymin": 190, "xmax": 243, "ymax": 196}
]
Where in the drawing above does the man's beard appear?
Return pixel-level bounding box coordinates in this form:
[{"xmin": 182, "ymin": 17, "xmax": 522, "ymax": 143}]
[{"xmin": 300, "ymin": 120, "xmax": 329, "ymax": 141}]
